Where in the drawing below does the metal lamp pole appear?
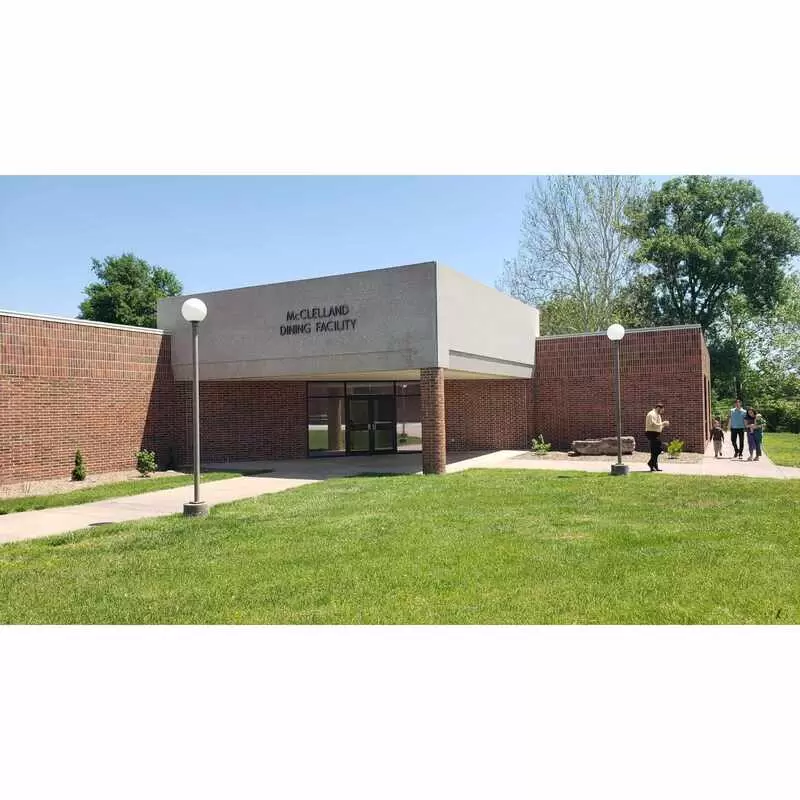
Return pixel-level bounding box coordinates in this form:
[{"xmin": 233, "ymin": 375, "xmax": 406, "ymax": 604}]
[
  {"xmin": 191, "ymin": 320, "xmax": 201, "ymax": 503},
  {"xmin": 607, "ymin": 324, "xmax": 629, "ymax": 477},
  {"xmin": 182, "ymin": 298, "xmax": 209, "ymax": 516}
]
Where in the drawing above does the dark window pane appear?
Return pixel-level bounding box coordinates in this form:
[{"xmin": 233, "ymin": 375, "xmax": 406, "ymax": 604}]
[
  {"xmin": 373, "ymin": 396, "xmax": 395, "ymax": 424},
  {"xmin": 374, "ymin": 428, "xmax": 394, "ymax": 450},
  {"xmin": 346, "ymin": 382, "xmax": 394, "ymax": 395},
  {"xmin": 349, "ymin": 430, "xmax": 370, "ymax": 452},
  {"xmin": 396, "ymin": 381, "xmax": 420, "ymax": 396},
  {"xmin": 397, "ymin": 394, "xmax": 421, "ymax": 451},
  {"xmin": 308, "ymin": 382, "xmax": 345, "ymax": 397},
  {"xmin": 349, "ymin": 398, "xmax": 370, "ymax": 425}
]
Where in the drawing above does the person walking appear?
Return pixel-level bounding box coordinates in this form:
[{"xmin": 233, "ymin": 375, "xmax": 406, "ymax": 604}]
[
  {"xmin": 645, "ymin": 402, "xmax": 670, "ymax": 472},
  {"xmin": 744, "ymin": 406, "xmax": 757, "ymax": 461},
  {"xmin": 751, "ymin": 409, "xmax": 766, "ymax": 461},
  {"xmin": 710, "ymin": 419, "xmax": 725, "ymax": 458},
  {"xmin": 728, "ymin": 399, "xmax": 747, "ymax": 460}
]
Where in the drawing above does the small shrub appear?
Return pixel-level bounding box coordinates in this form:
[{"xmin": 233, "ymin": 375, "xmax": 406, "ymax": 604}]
[
  {"xmin": 758, "ymin": 400, "xmax": 800, "ymax": 433},
  {"xmin": 71, "ymin": 449, "xmax": 87, "ymax": 481},
  {"xmin": 531, "ymin": 434, "xmax": 552, "ymax": 454},
  {"xmin": 667, "ymin": 439, "xmax": 684, "ymax": 457},
  {"xmin": 136, "ymin": 449, "xmax": 158, "ymax": 477}
]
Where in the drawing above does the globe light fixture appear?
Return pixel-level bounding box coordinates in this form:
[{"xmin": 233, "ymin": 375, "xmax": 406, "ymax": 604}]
[
  {"xmin": 181, "ymin": 298, "xmax": 209, "ymax": 516},
  {"xmin": 606, "ymin": 323, "xmax": 625, "ymax": 342},
  {"xmin": 606, "ymin": 323, "xmax": 628, "ymax": 476},
  {"xmin": 181, "ymin": 297, "xmax": 208, "ymax": 323}
]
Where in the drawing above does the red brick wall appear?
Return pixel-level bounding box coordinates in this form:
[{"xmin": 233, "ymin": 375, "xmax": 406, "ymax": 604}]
[
  {"xmin": 532, "ymin": 326, "xmax": 710, "ymax": 453},
  {"xmin": 0, "ymin": 314, "xmax": 309, "ymax": 484},
  {"xmin": 421, "ymin": 367, "xmax": 446, "ymax": 473},
  {"xmin": 445, "ymin": 378, "xmax": 532, "ymax": 451},
  {"xmin": 174, "ymin": 380, "xmax": 307, "ymax": 465},
  {"xmin": 0, "ymin": 314, "xmax": 176, "ymax": 484},
  {"xmin": 1, "ymin": 312, "xmax": 711, "ymax": 485}
]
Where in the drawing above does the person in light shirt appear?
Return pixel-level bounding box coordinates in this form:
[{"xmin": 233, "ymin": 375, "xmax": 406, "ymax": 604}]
[
  {"xmin": 728, "ymin": 399, "xmax": 747, "ymax": 460},
  {"xmin": 645, "ymin": 402, "xmax": 670, "ymax": 472}
]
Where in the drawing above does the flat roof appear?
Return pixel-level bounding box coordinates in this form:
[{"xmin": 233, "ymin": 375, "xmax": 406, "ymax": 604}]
[
  {"xmin": 0, "ymin": 309, "xmax": 167, "ymax": 335},
  {"xmin": 538, "ymin": 324, "xmax": 702, "ymax": 340}
]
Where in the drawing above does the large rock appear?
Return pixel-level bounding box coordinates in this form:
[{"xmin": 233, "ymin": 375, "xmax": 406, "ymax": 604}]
[{"xmin": 571, "ymin": 436, "xmax": 636, "ymax": 455}]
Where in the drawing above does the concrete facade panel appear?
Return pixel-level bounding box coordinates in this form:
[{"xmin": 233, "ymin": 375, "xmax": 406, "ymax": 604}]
[
  {"xmin": 159, "ymin": 263, "xmax": 439, "ymax": 380},
  {"xmin": 436, "ymin": 264, "xmax": 538, "ymax": 374}
]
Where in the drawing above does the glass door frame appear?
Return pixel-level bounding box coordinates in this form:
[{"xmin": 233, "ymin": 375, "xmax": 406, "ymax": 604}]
[
  {"xmin": 306, "ymin": 380, "xmax": 419, "ymax": 458},
  {"xmin": 345, "ymin": 394, "xmax": 397, "ymax": 455}
]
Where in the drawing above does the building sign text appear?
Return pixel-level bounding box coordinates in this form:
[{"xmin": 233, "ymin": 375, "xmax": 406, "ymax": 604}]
[{"xmin": 280, "ymin": 304, "xmax": 357, "ymax": 336}]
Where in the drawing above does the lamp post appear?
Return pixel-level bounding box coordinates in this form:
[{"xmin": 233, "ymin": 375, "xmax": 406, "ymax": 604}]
[
  {"xmin": 401, "ymin": 384, "xmax": 408, "ymax": 438},
  {"xmin": 181, "ymin": 297, "xmax": 209, "ymax": 516},
  {"xmin": 606, "ymin": 323, "xmax": 628, "ymax": 476}
]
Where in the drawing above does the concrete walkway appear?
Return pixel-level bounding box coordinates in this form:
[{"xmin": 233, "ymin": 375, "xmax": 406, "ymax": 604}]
[
  {"xmin": 0, "ymin": 474, "xmax": 317, "ymax": 545},
  {"xmin": 0, "ymin": 453, "xmax": 489, "ymax": 545},
  {"xmin": 1, "ymin": 444, "xmax": 798, "ymax": 546},
  {"xmin": 488, "ymin": 439, "xmax": 800, "ymax": 480},
  {"xmin": 0, "ymin": 452, "xmax": 512, "ymax": 545}
]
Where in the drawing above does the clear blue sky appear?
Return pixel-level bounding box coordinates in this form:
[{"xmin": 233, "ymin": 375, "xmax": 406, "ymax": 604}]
[{"xmin": 2, "ymin": 176, "xmax": 799, "ymax": 318}]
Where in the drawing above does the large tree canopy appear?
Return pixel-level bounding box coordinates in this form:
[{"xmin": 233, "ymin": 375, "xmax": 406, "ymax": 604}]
[
  {"xmin": 724, "ymin": 272, "xmax": 800, "ymax": 399},
  {"xmin": 622, "ymin": 176, "xmax": 800, "ymax": 332},
  {"xmin": 78, "ymin": 253, "xmax": 183, "ymax": 328},
  {"xmin": 499, "ymin": 175, "xmax": 646, "ymax": 333}
]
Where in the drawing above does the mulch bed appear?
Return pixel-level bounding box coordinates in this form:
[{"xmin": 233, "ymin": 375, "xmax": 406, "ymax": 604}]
[{"xmin": 515, "ymin": 450, "xmax": 703, "ymax": 463}]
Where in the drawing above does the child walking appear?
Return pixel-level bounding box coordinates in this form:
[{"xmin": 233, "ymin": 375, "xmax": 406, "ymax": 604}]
[{"xmin": 710, "ymin": 419, "xmax": 725, "ymax": 458}]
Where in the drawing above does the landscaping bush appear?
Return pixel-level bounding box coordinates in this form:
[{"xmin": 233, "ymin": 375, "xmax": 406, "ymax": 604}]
[
  {"xmin": 667, "ymin": 439, "xmax": 684, "ymax": 457},
  {"xmin": 531, "ymin": 434, "xmax": 552, "ymax": 454},
  {"xmin": 136, "ymin": 449, "xmax": 158, "ymax": 477},
  {"xmin": 758, "ymin": 399, "xmax": 800, "ymax": 433},
  {"xmin": 71, "ymin": 449, "xmax": 87, "ymax": 481}
]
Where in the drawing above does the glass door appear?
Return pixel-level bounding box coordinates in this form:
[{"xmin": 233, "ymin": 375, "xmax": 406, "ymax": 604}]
[
  {"xmin": 372, "ymin": 395, "xmax": 396, "ymax": 453},
  {"xmin": 347, "ymin": 397, "xmax": 372, "ymax": 454},
  {"xmin": 346, "ymin": 395, "xmax": 396, "ymax": 454}
]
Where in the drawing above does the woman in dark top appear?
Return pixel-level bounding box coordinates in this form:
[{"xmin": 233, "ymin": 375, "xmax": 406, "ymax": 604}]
[{"xmin": 745, "ymin": 407, "xmax": 757, "ymax": 461}]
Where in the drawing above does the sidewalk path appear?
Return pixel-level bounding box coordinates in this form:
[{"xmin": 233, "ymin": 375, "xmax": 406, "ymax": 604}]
[
  {"xmin": 0, "ymin": 475, "xmax": 317, "ymax": 545},
  {"xmin": 487, "ymin": 439, "xmax": 800, "ymax": 479}
]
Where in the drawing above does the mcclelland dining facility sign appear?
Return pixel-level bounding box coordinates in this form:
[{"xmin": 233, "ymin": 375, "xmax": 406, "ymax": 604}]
[{"xmin": 280, "ymin": 304, "xmax": 357, "ymax": 336}]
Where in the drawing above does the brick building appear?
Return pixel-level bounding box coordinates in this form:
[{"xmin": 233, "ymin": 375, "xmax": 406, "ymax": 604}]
[{"xmin": 0, "ymin": 262, "xmax": 711, "ymax": 485}]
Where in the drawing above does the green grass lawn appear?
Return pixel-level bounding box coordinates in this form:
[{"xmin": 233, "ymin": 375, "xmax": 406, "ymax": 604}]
[
  {"xmin": 2, "ymin": 469, "xmax": 799, "ymax": 624},
  {"xmin": 0, "ymin": 472, "xmax": 242, "ymax": 515},
  {"xmin": 763, "ymin": 432, "xmax": 800, "ymax": 468}
]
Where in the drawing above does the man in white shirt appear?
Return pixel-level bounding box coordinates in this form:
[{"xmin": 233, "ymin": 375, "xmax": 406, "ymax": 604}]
[{"xmin": 645, "ymin": 402, "xmax": 670, "ymax": 472}]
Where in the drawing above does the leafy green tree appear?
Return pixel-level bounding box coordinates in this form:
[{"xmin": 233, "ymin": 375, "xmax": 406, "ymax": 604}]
[
  {"xmin": 78, "ymin": 253, "xmax": 183, "ymax": 328},
  {"xmin": 622, "ymin": 176, "xmax": 800, "ymax": 332},
  {"xmin": 500, "ymin": 175, "xmax": 647, "ymax": 333},
  {"xmin": 538, "ymin": 290, "xmax": 652, "ymax": 335},
  {"xmin": 725, "ymin": 272, "xmax": 800, "ymax": 401},
  {"xmin": 537, "ymin": 296, "xmax": 587, "ymax": 335}
]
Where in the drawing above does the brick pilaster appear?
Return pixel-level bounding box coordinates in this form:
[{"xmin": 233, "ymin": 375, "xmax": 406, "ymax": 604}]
[{"xmin": 421, "ymin": 367, "xmax": 446, "ymax": 474}]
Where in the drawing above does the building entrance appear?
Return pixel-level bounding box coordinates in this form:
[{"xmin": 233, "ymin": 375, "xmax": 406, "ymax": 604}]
[
  {"xmin": 307, "ymin": 380, "xmax": 421, "ymax": 457},
  {"xmin": 347, "ymin": 395, "xmax": 396, "ymax": 454}
]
